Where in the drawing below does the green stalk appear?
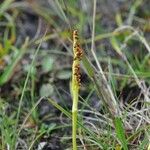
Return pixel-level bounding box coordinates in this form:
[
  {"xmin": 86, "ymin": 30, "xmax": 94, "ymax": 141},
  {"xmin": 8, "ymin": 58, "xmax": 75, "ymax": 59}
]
[
  {"xmin": 72, "ymin": 61, "xmax": 79, "ymax": 150},
  {"xmin": 71, "ymin": 30, "xmax": 82, "ymax": 150}
]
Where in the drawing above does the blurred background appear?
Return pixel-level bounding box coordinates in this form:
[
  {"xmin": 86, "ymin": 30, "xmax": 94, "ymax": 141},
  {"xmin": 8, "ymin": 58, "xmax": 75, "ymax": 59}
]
[{"xmin": 0, "ymin": 0, "xmax": 150, "ymax": 149}]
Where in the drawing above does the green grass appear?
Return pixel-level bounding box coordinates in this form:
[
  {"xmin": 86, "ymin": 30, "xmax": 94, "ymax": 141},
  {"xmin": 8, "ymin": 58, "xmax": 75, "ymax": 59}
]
[{"xmin": 0, "ymin": 0, "xmax": 150, "ymax": 149}]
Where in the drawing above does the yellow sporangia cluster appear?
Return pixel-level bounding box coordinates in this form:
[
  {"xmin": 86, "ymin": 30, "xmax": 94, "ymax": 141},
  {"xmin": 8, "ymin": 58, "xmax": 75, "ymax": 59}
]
[{"xmin": 72, "ymin": 30, "xmax": 83, "ymax": 88}]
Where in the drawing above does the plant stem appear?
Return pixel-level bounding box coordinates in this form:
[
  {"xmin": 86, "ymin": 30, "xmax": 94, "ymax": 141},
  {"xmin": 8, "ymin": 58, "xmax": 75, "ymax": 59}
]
[
  {"xmin": 72, "ymin": 109, "xmax": 77, "ymax": 150},
  {"xmin": 72, "ymin": 60, "xmax": 79, "ymax": 150},
  {"xmin": 71, "ymin": 30, "xmax": 82, "ymax": 150}
]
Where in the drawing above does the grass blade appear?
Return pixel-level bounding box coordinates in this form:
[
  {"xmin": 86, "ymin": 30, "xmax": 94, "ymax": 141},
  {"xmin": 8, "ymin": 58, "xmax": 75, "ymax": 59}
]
[
  {"xmin": 0, "ymin": 38, "xmax": 28, "ymax": 85},
  {"xmin": 114, "ymin": 117, "xmax": 128, "ymax": 150}
]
